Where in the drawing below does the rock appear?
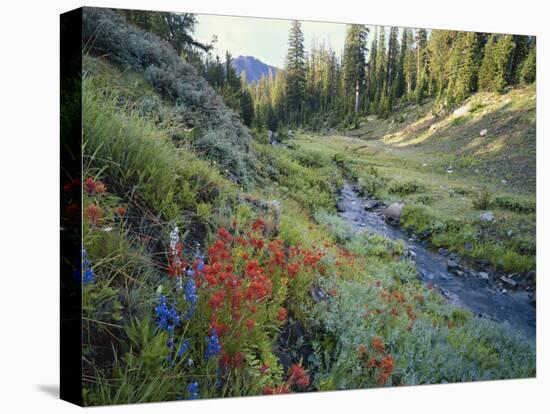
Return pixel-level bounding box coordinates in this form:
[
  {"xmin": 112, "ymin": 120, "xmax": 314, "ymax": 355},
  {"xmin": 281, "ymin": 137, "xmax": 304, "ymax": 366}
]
[
  {"xmin": 446, "ymin": 167, "xmax": 454, "ymax": 174},
  {"xmin": 480, "ymin": 211, "xmax": 495, "ymax": 222},
  {"xmin": 336, "ymin": 201, "xmax": 347, "ymax": 212},
  {"xmin": 478, "ymin": 272, "xmax": 490, "ymax": 281},
  {"xmin": 464, "ymin": 243, "xmax": 473, "ymax": 251},
  {"xmin": 453, "ymin": 103, "xmax": 471, "ymax": 117},
  {"xmin": 438, "ymin": 248, "xmax": 449, "ymax": 256},
  {"xmin": 447, "ymin": 259, "xmax": 460, "ymax": 272},
  {"xmin": 422, "ymin": 163, "xmax": 428, "ymax": 167},
  {"xmin": 364, "ymin": 199, "xmax": 379, "ymax": 210},
  {"xmin": 479, "ymin": 129, "xmax": 488, "ymax": 137},
  {"xmin": 506, "ymin": 229, "xmax": 514, "ymax": 237},
  {"xmin": 500, "ymin": 179, "xmax": 507, "ymax": 184},
  {"xmin": 384, "ymin": 202, "xmax": 404, "ymax": 223},
  {"xmin": 500, "ymin": 276, "xmax": 518, "ymax": 289},
  {"xmin": 310, "ymin": 285, "xmax": 329, "ymax": 303},
  {"xmin": 408, "ymin": 250, "xmax": 417, "ymax": 260},
  {"xmin": 454, "ymin": 270, "xmax": 465, "ymax": 277}
]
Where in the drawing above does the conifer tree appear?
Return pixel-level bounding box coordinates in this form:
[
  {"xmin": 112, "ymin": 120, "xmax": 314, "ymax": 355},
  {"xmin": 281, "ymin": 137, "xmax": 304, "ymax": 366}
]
[
  {"xmin": 285, "ymin": 20, "xmax": 307, "ymax": 123},
  {"xmin": 520, "ymin": 39, "xmax": 536, "ymax": 84},
  {"xmin": 342, "ymin": 24, "xmax": 369, "ymax": 114}
]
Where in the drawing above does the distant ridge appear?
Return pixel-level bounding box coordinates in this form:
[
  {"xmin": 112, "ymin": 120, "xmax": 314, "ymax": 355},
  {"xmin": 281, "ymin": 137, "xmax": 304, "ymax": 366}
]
[{"xmin": 233, "ymin": 55, "xmax": 278, "ymax": 83}]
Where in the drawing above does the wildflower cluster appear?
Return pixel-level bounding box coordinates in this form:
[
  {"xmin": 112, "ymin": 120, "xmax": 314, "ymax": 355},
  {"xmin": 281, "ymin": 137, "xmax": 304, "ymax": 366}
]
[
  {"xmin": 200, "ymin": 222, "xmax": 324, "ymax": 358},
  {"xmin": 205, "ymin": 331, "xmax": 222, "ymax": 359},
  {"xmin": 186, "ymin": 381, "xmax": 199, "ymax": 400},
  {"xmin": 154, "ymin": 295, "xmax": 181, "ymax": 335},
  {"xmin": 359, "ymin": 336, "xmax": 396, "ymax": 386},
  {"xmin": 263, "ymin": 363, "xmax": 310, "ymax": 394}
]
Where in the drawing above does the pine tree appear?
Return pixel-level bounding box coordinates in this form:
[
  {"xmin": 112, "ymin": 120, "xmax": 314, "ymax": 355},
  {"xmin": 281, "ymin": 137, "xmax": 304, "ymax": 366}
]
[
  {"xmin": 520, "ymin": 39, "xmax": 536, "ymax": 84},
  {"xmin": 285, "ymin": 20, "xmax": 307, "ymax": 123},
  {"xmin": 366, "ymin": 26, "xmax": 379, "ymax": 106},
  {"xmin": 239, "ymin": 88, "xmax": 255, "ymax": 127},
  {"xmin": 394, "ymin": 28, "xmax": 408, "ymax": 99},
  {"xmin": 385, "ymin": 27, "xmax": 399, "ymax": 101},
  {"xmin": 403, "ymin": 28, "xmax": 416, "ymax": 96},
  {"xmin": 342, "ymin": 24, "xmax": 369, "ymax": 114}
]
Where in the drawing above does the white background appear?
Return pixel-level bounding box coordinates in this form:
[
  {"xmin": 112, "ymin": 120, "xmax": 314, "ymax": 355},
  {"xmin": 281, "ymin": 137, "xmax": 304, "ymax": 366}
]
[{"xmin": 0, "ymin": 0, "xmax": 548, "ymax": 412}]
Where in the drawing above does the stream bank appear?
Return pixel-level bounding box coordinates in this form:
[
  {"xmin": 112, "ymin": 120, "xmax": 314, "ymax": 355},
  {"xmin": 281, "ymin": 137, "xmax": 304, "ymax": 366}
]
[{"xmin": 337, "ymin": 182, "xmax": 536, "ymax": 339}]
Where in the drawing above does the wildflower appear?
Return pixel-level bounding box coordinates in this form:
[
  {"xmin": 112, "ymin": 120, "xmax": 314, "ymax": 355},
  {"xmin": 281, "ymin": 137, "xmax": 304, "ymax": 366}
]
[
  {"xmin": 94, "ymin": 181, "xmax": 107, "ymax": 194},
  {"xmin": 114, "ymin": 206, "xmax": 126, "ymax": 217},
  {"xmin": 245, "ymin": 319, "xmax": 255, "ymax": 329},
  {"xmin": 186, "ymin": 381, "xmax": 199, "ymax": 400},
  {"xmin": 154, "ymin": 295, "xmax": 181, "ymax": 334},
  {"xmin": 276, "ymin": 307, "xmax": 288, "ymax": 322},
  {"xmin": 82, "ymin": 250, "xmax": 95, "ymax": 285},
  {"xmin": 84, "ymin": 204, "xmax": 103, "ymax": 226},
  {"xmin": 196, "ymin": 254, "xmax": 205, "ymax": 273},
  {"xmin": 377, "ymin": 355, "xmax": 395, "ymax": 385},
  {"xmin": 287, "ymin": 262, "xmax": 300, "ymax": 278},
  {"xmin": 83, "ymin": 177, "xmax": 107, "ymax": 195},
  {"xmin": 358, "ymin": 344, "xmax": 367, "ymax": 357},
  {"xmin": 367, "ymin": 357, "xmax": 378, "ymax": 369},
  {"xmin": 208, "ymin": 291, "xmax": 225, "ymax": 310},
  {"xmin": 218, "ymin": 227, "xmax": 233, "ymax": 243},
  {"xmin": 371, "ymin": 336, "xmax": 385, "ymax": 354},
  {"xmin": 84, "ymin": 177, "xmax": 96, "ymax": 194},
  {"xmin": 177, "ymin": 340, "xmax": 189, "ymax": 358},
  {"xmin": 252, "ymin": 218, "xmax": 265, "ymax": 232},
  {"xmin": 184, "ymin": 273, "xmax": 198, "ymax": 319},
  {"xmin": 205, "ymin": 332, "xmax": 221, "ymax": 359},
  {"xmin": 287, "ymin": 364, "xmax": 310, "ymax": 390}
]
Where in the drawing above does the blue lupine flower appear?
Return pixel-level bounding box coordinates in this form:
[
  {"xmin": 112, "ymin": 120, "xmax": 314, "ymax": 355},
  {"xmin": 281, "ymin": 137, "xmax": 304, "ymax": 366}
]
[
  {"xmin": 184, "ymin": 271, "xmax": 198, "ymax": 320},
  {"xmin": 177, "ymin": 339, "xmax": 189, "ymax": 358},
  {"xmin": 196, "ymin": 255, "xmax": 205, "ymax": 273},
  {"xmin": 205, "ymin": 332, "xmax": 221, "ymax": 359},
  {"xmin": 82, "ymin": 250, "xmax": 95, "ymax": 285},
  {"xmin": 154, "ymin": 295, "xmax": 181, "ymax": 333},
  {"xmin": 187, "ymin": 381, "xmax": 199, "ymax": 400}
]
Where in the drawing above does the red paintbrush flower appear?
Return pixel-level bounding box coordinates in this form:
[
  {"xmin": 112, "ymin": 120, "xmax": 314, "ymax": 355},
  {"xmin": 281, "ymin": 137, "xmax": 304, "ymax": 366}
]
[
  {"xmin": 276, "ymin": 307, "xmax": 288, "ymax": 322},
  {"xmin": 252, "ymin": 218, "xmax": 265, "ymax": 232},
  {"xmin": 84, "ymin": 177, "xmax": 96, "ymax": 194},
  {"xmin": 287, "ymin": 364, "xmax": 310, "ymax": 390},
  {"xmin": 84, "ymin": 204, "xmax": 103, "ymax": 226},
  {"xmin": 371, "ymin": 336, "xmax": 385, "ymax": 354},
  {"xmin": 114, "ymin": 206, "xmax": 127, "ymax": 217}
]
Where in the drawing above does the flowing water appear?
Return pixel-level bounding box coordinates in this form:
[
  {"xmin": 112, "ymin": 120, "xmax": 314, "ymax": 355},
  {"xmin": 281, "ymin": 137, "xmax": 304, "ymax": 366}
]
[{"xmin": 338, "ymin": 182, "xmax": 536, "ymax": 339}]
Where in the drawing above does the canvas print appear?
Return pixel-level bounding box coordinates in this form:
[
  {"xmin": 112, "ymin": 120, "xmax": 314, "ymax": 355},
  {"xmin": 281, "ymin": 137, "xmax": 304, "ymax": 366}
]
[{"xmin": 60, "ymin": 6, "xmax": 536, "ymax": 406}]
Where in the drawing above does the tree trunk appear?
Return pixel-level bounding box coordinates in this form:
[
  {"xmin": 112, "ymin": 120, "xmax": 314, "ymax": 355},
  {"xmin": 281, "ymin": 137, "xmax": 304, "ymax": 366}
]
[{"xmin": 354, "ymin": 79, "xmax": 360, "ymax": 114}]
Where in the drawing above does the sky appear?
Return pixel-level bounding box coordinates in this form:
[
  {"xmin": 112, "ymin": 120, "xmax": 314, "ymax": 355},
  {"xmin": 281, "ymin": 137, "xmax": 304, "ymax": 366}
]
[{"xmin": 195, "ymin": 14, "xmax": 351, "ymax": 68}]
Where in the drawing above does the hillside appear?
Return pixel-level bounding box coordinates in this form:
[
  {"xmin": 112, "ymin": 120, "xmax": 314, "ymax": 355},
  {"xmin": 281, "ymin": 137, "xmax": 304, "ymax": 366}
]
[
  {"xmin": 233, "ymin": 55, "xmax": 278, "ymax": 82},
  {"xmin": 346, "ymin": 86, "xmax": 536, "ymax": 193},
  {"xmin": 72, "ymin": 8, "xmax": 536, "ymax": 406}
]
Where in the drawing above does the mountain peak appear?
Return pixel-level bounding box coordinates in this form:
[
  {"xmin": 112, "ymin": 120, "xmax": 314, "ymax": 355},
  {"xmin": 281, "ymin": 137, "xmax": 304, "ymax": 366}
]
[{"xmin": 233, "ymin": 55, "xmax": 278, "ymax": 83}]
